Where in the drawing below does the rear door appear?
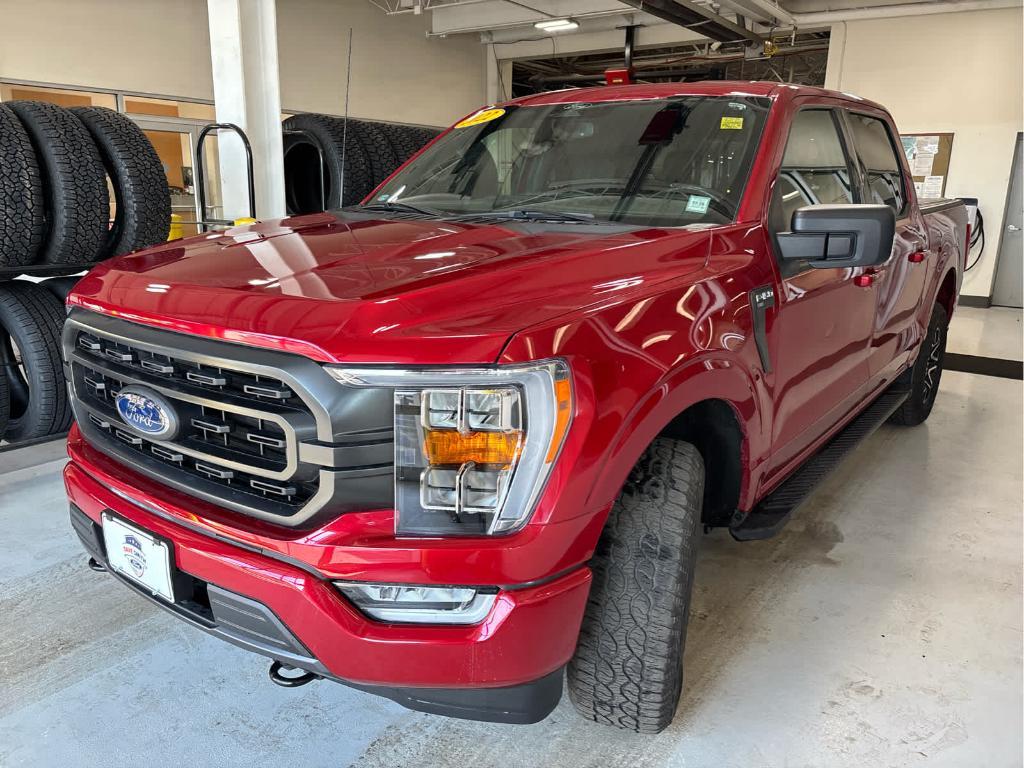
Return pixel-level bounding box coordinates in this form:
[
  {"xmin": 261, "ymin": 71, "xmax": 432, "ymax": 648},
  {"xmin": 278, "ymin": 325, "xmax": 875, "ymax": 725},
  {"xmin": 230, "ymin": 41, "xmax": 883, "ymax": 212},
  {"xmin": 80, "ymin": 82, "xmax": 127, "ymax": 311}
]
[
  {"xmin": 764, "ymin": 104, "xmax": 878, "ymax": 478},
  {"xmin": 841, "ymin": 109, "xmax": 930, "ymax": 378}
]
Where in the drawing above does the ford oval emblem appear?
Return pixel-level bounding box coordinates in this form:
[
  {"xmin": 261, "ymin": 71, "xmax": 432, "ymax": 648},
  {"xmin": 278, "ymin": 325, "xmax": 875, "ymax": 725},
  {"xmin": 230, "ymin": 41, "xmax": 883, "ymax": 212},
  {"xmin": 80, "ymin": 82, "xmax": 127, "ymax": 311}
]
[{"xmin": 114, "ymin": 386, "xmax": 179, "ymax": 440}]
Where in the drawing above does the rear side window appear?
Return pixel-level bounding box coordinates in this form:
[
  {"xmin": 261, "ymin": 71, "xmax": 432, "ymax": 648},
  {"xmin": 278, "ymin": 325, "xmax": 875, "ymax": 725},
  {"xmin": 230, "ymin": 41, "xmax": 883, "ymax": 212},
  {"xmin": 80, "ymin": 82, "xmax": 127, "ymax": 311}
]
[
  {"xmin": 847, "ymin": 113, "xmax": 907, "ymax": 215},
  {"xmin": 774, "ymin": 109, "xmax": 855, "ymax": 215}
]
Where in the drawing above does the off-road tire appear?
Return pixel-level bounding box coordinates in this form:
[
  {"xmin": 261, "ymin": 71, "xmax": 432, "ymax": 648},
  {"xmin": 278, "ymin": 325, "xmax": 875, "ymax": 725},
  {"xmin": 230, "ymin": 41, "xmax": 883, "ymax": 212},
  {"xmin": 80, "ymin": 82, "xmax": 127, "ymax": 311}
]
[
  {"xmin": 70, "ymin": 106, "xmax": 170, "ymax": 257},
  {"xmin": 0, "ymin": 281, "xmax": 73, "ymax": 441},
  {"xmin": 890, "ymin": 302, "xmax": 947, "ymax": 426},
  {"xmin": 0, "ymin": 104, "xmax": 45, "ymax": 268},
  {"xmin": 568, "ymin": 438, "xmax": 704, "ymax": 734},
  {"xmin": 7, "ymin": 101, "xmax": 108, "ymax": 265},
  {"xmin": 381, "ymin": 123, "xmax": 434, "ymax": 166},
  {"xmin": 355, "ymin": 121, "xmax": 400, "ymax": 189},
  {"xmin": 282, "ymin": 114, "xmax": 375, "ymax": 212}
]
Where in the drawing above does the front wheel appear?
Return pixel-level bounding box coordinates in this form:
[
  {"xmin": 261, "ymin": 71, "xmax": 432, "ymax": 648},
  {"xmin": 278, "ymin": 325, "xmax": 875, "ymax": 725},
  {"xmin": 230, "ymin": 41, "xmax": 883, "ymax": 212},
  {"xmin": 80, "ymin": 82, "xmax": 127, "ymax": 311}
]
[
  {"xmin": 567, "ymin": 438, "xmax": 704, "ymax": 734},
  {"xmin": 891, "ymin": 302, "xmax": 947, "ymax": 426}
]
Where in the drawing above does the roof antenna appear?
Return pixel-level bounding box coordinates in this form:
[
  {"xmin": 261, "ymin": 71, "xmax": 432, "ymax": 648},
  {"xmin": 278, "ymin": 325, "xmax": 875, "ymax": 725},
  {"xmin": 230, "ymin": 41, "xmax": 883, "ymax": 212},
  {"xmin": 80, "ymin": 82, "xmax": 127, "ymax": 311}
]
[{"xmin": 340, "ymin": 27, "xmax": 353, "ymax": 203}]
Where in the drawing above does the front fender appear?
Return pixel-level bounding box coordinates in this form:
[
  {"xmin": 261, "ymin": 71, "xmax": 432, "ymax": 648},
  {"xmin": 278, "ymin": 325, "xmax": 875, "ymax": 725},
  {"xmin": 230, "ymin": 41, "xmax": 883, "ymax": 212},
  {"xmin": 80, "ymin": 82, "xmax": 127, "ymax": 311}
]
[{"xmin": 585, "ymin": 352, "xmax": 765, "ymax": 512}]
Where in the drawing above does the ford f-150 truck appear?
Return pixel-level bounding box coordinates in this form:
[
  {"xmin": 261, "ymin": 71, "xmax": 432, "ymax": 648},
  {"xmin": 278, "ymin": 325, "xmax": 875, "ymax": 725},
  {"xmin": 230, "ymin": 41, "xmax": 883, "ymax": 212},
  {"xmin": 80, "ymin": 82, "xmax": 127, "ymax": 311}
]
[{"xmin": 63, "ymin": 82, "xmax": 967, "ymax": 733}]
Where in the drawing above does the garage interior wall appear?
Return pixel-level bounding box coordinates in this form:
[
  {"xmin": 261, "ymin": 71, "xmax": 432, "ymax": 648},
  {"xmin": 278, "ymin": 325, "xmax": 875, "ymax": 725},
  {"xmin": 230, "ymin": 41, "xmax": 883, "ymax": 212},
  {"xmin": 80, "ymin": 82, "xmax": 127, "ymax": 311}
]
[
  {"xmin": 0, "ymin": 0, "xmax": 486, "ymax": 128},
  {"xmin": 824, "ymin": 6, "xmax": 1024, "ymax": 301}
]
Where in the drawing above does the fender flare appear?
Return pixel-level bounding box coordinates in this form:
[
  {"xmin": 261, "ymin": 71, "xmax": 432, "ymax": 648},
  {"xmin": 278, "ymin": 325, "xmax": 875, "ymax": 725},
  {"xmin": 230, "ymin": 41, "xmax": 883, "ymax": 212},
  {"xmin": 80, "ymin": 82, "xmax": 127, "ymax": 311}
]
[{"xmin": 586, "ymin": 351, "xmax": 766, "ymax": 513}]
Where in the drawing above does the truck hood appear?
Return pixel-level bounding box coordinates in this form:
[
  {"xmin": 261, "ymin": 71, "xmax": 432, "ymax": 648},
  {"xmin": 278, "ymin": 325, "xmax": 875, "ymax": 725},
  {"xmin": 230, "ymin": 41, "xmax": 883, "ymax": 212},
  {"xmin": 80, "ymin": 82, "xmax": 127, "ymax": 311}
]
[{"xmin": 69, "ymin": 211, "xmax": 712, "ymax": 364}]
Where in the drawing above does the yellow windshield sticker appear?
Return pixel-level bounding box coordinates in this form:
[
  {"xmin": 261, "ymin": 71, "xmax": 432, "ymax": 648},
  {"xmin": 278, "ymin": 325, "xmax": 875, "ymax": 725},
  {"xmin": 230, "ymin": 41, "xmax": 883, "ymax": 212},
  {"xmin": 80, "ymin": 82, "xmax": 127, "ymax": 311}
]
[
  {"xmin": 455, "ymin": 108, "xmax": 506, "ymax": 129},
  {"xmin": 720, "ymin": 116, "xmax": 744, "ymax": 130}
]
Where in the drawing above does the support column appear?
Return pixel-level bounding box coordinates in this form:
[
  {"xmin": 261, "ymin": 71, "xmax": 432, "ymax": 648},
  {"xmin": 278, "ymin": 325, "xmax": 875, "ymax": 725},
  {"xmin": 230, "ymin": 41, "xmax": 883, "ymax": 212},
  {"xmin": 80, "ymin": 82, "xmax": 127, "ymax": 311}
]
[
  {"xmin": 207, "ymin": 0, "xmax": 285, "ymax": 221},
  {"xmin": 485, "ymin": 43, "xmax": 513, "ymax": 104}
]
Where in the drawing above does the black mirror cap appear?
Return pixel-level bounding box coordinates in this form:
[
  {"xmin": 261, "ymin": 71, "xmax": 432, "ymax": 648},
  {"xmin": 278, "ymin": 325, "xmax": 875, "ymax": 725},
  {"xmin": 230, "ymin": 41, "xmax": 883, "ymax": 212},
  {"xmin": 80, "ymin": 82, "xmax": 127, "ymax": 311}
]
[{"xmin": 777, "ymin": 204, "xmax": 896, "ymax": 269}]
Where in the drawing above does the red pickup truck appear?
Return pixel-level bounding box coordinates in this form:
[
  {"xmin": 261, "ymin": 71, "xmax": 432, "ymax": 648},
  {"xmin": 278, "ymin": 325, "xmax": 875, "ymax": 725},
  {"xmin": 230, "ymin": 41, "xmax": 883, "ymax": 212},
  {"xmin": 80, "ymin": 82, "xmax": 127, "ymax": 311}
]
[{"xmin": 63, "ymin": 82, "xmax": 966, "ymax": 733}]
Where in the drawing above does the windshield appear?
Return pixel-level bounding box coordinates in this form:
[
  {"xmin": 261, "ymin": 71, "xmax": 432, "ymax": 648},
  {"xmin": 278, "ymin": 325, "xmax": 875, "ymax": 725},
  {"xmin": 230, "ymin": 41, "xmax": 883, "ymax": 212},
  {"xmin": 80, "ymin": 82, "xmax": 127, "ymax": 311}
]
[{"xmin": 368, "ymin": 95, "xmax": 770, "ymax": 227}]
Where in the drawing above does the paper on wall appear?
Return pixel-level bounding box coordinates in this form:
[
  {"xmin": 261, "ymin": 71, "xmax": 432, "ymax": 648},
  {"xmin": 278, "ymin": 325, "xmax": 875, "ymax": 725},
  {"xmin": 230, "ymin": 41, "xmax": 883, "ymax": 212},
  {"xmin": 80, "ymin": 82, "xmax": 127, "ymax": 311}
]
[
  {"xmin": 921, "ymin": 175, "xmax": 944, "ymax": 198},
  {"xmin": 911, "ymin": 151, "xmax": 936, "ymax": 176}
]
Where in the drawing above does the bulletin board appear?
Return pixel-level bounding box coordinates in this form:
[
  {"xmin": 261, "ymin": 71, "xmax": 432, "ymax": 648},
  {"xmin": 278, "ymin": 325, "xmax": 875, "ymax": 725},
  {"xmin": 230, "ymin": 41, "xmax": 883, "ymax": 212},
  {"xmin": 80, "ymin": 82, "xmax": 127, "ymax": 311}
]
[{"xmin": 900, "ymin": 133, "xmax": 954, "ymax": 199}]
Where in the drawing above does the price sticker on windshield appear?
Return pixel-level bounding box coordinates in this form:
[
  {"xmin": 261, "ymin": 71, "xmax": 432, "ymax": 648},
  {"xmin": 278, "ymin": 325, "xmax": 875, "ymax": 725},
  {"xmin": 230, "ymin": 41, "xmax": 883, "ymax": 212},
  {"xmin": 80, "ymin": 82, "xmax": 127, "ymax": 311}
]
[
  {"xmin": 720, "ymin": 116, "xmax": 744, "ymax": 130},
  {"xmin": 455, "ymin": 108, "xmax": 506, "ymax": 129}
]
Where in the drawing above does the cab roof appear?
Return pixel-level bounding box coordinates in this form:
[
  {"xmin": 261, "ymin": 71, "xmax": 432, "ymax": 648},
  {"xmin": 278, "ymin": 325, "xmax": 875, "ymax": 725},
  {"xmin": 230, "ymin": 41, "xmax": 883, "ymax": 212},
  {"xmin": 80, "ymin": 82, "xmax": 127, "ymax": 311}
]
[{"xmin": 500, "ymin": 81, "xmax": 887, "ymax": 114}]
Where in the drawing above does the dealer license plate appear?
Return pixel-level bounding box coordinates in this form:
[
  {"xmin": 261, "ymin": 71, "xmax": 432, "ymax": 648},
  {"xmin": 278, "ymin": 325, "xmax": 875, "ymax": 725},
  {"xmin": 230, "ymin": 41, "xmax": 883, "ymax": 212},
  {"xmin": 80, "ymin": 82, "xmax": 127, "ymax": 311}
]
[{"xmin": 101, "ymin": 513, "xmax": 175, "ymax": 602}]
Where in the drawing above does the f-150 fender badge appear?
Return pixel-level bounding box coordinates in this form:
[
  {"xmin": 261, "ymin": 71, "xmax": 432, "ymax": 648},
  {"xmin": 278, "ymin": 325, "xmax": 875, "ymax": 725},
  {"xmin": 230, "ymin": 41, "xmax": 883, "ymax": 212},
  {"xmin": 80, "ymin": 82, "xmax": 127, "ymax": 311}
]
[{"xmin": 748, "ymin": 286, "xmax": 775, "ymax": 373}]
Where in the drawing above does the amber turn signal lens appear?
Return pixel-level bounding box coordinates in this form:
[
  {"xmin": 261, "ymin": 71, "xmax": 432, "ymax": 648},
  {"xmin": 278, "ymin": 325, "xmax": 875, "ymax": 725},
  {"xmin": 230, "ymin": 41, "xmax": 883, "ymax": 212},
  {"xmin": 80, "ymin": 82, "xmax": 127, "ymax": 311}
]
[
  {"xmin": 424, "ymin": 429, "xmax": 523, "ymax": 466},
  {"xmin": 545, "ymin": 377, "xmax": 572, "ymax": 463}
]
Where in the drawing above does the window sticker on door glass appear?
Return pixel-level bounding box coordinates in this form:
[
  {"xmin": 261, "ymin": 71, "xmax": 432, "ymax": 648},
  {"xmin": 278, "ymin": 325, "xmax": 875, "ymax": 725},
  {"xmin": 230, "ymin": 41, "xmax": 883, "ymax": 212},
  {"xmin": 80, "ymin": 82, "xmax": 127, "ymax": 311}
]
[
  {"xmin": 720, "ymin": 116, "xmax": 744, "ymax": 130},
  {"xmin": 686, "ymin": 195, "xmax": 711, "ymax": 214}
]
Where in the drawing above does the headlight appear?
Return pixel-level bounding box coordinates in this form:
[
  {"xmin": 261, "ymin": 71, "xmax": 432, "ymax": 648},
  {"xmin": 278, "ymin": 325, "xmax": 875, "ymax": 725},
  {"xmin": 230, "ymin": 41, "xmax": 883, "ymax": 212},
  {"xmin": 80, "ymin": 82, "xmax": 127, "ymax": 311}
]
[
  {"xmin": 325, "ymin": 360, "xmax": 572, "ymax": 536},
  {"xmin": 334, "ymin": 582, "xmax": 497, "ymax": 624}
]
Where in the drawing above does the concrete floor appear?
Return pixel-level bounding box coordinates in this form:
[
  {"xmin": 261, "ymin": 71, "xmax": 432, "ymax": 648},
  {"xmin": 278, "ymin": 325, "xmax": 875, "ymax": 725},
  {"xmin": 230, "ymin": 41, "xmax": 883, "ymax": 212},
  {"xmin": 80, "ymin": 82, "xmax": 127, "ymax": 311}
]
[
  {"xmin": 947, "ymin": 306, "xmax": 1023, "ymax": 361},
  {"xmin": 1, "ymin": 369, "xmax": 1022, "ymax": 764}
]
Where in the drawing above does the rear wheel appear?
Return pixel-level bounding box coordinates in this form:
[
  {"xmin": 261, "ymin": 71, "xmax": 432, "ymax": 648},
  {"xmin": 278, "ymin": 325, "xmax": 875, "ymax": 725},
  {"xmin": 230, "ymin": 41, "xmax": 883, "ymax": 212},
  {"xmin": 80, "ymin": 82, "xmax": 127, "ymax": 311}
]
[
  {"xmin": 567, "ymin": 438, "xmax": 704, "ymax": 734},
  {"xmin": 890, "ymin": 302, "xmax": 947, "ymax": 426},
  {"xmin": 0, "ymin": 281, "xmax": 72, "ymax": 441}
]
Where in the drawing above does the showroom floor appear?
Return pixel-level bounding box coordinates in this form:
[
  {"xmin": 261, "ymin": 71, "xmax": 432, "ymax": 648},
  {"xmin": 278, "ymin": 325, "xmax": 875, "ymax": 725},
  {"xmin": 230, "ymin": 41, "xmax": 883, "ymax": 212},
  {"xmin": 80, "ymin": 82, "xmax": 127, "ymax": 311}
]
[{"xmin": 1, "ymin": 311, "xmax": 1021, "ymax": 768}]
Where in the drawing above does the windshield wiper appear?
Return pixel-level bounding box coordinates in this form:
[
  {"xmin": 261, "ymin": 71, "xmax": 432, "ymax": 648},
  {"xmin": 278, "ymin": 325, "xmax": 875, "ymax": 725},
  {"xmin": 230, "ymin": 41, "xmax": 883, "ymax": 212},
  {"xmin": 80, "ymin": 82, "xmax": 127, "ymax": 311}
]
[
  {"xmin": 472, "ymin": 209, "xmax": 597, "ymax": 223},
  {"xmin": 358, "ymin": 201, "xmax": 444, "ymax": 217}
]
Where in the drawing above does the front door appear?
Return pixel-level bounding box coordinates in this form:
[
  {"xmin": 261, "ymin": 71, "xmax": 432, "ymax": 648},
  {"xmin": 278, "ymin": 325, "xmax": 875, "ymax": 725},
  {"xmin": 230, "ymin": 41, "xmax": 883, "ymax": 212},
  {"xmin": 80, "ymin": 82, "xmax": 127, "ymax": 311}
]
[{"xmin": 764, "ymin": 106, "xmax": 878, "ymax": 479}]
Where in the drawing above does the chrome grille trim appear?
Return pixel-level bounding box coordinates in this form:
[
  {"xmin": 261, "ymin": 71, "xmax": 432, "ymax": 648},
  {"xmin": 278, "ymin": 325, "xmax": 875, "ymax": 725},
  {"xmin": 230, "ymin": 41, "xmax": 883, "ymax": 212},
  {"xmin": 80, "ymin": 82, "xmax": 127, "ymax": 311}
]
[{"xmin": 63, "ymin": 309, "xmax": 395, "ymax": 528}]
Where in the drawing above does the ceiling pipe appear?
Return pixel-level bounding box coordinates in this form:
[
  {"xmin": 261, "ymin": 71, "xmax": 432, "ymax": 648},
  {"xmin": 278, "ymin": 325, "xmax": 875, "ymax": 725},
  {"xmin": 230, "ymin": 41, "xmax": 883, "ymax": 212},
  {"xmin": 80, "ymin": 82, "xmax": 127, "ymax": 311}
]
[{"xmin": 783, "ymin": 0, "xmax": 1021, "ymax": 26}]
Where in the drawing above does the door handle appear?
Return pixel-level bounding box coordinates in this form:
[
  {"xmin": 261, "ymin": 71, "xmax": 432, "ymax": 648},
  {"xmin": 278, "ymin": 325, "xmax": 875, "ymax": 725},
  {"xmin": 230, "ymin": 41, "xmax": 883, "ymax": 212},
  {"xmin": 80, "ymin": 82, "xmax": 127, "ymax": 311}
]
[
  {"xmin": 854, "ymin": 273, "xmax": 875, "ymax": 287},
  {"xmin": 854, "ymin": 268, "xmax": 884, "ymax": 287},
  {"xmin": 908, "ymin": 250, "xmax": 927, "ymax": 263}
]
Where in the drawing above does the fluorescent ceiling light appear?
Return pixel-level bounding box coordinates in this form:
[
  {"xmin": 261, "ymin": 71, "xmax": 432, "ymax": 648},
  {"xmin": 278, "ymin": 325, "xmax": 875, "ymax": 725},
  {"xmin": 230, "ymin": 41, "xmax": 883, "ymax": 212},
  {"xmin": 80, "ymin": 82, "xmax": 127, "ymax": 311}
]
[{"xmin": 534, "ymin": 18, "xmax": 579, "ymax": 31}]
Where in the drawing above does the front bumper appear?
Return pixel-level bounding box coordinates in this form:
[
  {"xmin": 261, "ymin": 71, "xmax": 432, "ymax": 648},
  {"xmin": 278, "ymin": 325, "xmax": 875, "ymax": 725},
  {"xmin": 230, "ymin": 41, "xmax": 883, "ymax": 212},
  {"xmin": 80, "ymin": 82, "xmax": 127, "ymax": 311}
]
[{"xmin": 65, "ymin": 457, "xmax": 592, "ymax": 724}]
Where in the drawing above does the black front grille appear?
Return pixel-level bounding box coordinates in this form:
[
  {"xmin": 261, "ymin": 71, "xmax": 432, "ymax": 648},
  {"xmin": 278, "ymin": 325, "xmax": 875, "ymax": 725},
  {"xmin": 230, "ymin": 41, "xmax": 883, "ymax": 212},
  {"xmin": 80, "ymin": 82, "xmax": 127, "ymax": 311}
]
[{"xmin": 64, "ymin": 310, "xmax": 395, "ymax": 527}]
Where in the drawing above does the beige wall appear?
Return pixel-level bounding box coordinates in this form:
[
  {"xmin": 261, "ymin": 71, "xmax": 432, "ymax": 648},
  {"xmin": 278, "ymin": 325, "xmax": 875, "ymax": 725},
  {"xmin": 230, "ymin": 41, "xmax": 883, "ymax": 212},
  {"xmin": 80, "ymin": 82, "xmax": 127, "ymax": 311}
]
[
  {"xmin": 825, "ymin": 7, "xmax": 1024, "ymax": 299},
  {"xmin": 277, "ymin": 0, "xmax": 486, "ymax": 127},
  {"xmin": 0, "ymin": 0, "xmax": 215, "ymax": 99},
  {"xmin": 0, "ymin": 0, "xmax": 485, "ymax": 128}
]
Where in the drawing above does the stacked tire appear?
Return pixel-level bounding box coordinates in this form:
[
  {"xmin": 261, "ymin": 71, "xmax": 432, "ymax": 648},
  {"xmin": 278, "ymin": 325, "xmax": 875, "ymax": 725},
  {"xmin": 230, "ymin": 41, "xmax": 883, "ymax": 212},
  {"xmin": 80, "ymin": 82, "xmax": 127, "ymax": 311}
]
[
  {"xmin": 0, "ymin": 101, "xmax": 170, "ymax": 444},
  {"xmin": 282, "ymin": 114, "xmax": 440, "ymax": 213}
]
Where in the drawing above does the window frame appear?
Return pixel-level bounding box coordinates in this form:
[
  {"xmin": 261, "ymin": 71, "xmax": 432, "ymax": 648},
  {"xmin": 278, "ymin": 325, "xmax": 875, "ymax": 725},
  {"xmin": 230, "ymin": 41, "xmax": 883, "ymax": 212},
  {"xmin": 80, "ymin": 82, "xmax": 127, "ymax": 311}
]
[{"xmin": 838, "ymin": 108, "xmax": 911, "ymax": 220}]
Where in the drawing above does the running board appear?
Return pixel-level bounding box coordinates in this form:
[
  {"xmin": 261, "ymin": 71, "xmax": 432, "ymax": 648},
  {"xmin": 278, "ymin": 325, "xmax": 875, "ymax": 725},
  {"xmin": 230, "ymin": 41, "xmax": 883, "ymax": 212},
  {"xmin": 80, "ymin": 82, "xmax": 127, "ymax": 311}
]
[{"xmin": 729, "ymin": 387, "xmax": 910, "ymax": 541}]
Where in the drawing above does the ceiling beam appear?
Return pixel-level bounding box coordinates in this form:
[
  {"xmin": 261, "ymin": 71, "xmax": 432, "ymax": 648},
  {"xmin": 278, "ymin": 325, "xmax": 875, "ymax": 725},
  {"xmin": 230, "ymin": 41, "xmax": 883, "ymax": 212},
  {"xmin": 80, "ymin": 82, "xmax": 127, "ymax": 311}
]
[{"xmin": 618, "ymin": 0, "xmax": 764, "ymax": 44}]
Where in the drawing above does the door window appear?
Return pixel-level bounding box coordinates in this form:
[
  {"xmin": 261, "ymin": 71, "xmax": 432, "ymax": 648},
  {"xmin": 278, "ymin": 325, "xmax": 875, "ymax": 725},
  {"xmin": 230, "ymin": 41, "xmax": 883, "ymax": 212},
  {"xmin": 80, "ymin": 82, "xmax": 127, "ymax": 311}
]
[
  {"xmin": 769, "ymin": 109, "xmax": 856, "ymax": 274},
  {"xmin": 847, "ymin": 113, "xmax": 907, "ymax": 216}
]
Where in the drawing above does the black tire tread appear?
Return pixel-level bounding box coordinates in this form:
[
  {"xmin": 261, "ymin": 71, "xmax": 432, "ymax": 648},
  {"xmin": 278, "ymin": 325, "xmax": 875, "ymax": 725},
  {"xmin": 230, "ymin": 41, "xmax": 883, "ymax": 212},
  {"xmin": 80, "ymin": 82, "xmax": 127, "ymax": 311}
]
[
  {"xmin": 7, "ymin": 101, "xmax": 108, "ymax": 265},
  {"xmin": 355, "ymin": 121, "xmax": 400, "ymax": 189},
  {"xmin": 70, "ymin": 106, "xmax": 170, "ymax": 257},
  {"xmin": 282, "ymin": 113, "xmax": 375, "ymax": 210},
  {"xmin": 0, "ymin": 104, "xmax": 45, "ymax": 268},
  {"xmin": 0, "ymin": 281, "xmax": 73, "ymax": 441},
  {"xmin": 568, "ymin": 438, "xmax": 704, "ymax": 734}
]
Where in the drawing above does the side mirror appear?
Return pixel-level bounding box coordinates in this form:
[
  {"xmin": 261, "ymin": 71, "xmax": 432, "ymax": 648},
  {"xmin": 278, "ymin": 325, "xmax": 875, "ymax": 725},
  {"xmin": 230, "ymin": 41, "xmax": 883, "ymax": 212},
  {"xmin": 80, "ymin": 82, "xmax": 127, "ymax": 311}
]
[{"xmin": 776, "ymin": 204, "xmax": 895, "ymax": 269}]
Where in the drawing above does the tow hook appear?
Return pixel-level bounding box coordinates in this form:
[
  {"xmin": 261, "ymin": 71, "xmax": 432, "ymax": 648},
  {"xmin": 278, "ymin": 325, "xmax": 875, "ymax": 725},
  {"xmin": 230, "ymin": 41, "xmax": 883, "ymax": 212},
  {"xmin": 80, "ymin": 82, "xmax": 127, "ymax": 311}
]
[
  {"xmin": 88, "ymin": 557, "xmax": 106, "ymax": 573},
  {"xmin": 268, "ymin": 660, "xmax": 321, "ymax": 688}
]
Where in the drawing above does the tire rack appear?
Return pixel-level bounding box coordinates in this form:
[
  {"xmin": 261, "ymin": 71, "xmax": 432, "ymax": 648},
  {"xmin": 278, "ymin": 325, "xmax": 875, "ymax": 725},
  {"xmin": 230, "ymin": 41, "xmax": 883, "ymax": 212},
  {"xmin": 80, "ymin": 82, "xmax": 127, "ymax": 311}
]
[{"xmin": 0, "ymin": 122, "xmax": 258, "ymax": 448}]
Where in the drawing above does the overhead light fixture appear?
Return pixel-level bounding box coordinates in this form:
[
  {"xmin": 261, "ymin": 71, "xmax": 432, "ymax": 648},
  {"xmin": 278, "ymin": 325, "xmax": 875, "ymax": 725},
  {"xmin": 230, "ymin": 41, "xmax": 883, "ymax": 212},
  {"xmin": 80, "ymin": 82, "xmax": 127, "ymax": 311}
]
[{"xmin": 534, "ymin": 18, "xmax": 579, "ymax": 31}]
